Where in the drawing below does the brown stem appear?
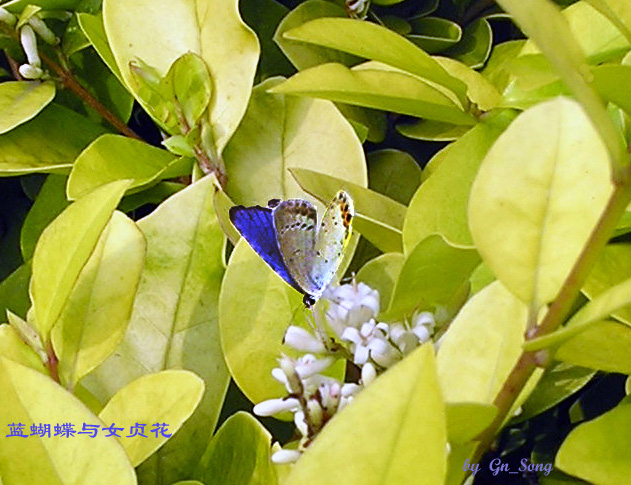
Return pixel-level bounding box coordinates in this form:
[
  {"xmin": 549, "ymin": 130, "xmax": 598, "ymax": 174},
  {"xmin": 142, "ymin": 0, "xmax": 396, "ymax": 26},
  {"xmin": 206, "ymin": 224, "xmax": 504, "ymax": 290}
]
[
  {"xmin": 39, "ymin": 51, "xmax": 141, "ymax": 140},
  {"xmin": 471, "ymin": 176, "xmax": 631, "ymax": 467},
  {"xmin": 5, "ymin": 53, "xmax": 21, "ymax": 79},
  {"xmin": 175, "ymin": 104, "xmax": 227, "ymax": 186},
  {"xmin": 44, "ymin": 340, "xmax": 60, "ymax": 383}
]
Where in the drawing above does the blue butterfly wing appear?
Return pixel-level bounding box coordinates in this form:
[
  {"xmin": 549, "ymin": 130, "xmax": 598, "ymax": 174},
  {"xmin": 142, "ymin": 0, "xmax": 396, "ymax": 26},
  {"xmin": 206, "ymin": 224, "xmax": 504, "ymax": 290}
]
[{"xmin": 229, "ymin": 205, "xmax": 304, "ymax": 294}]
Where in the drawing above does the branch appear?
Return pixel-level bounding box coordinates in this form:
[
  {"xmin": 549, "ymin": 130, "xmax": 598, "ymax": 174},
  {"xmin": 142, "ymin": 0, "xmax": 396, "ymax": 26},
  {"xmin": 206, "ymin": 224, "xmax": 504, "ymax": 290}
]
[
  {"xmin": 470, "ymin": 175, "xmax": 631, "ymax": 465},
  {"xmin": 39, "ymin": 51, "xmax": 142, "ymax": 140}
]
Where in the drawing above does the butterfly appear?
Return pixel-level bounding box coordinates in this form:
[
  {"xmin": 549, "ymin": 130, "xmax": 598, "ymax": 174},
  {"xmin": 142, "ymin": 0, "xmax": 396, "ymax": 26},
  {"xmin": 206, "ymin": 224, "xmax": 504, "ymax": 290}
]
[{"xmin": 229, "ymin": 191, "xmax": 354, "ymax": 308}]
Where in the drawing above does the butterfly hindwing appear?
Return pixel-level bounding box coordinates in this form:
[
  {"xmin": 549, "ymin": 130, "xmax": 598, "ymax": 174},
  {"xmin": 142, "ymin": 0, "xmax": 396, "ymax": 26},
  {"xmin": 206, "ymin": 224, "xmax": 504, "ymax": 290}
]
[
  {"xmin": 229, "ymin": 205, "xmax": 303, "ymax": 294},
  {"xmin": 310, "ymin": 191, "xmax": 354, "ymax": 299},
  {"xmin": 272, "ymin": 199, "xmax": 318, "ymax": 296}
]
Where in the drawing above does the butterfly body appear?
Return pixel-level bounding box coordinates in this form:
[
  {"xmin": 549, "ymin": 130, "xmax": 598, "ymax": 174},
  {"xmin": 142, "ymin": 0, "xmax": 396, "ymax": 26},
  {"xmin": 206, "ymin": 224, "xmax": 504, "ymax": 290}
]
[{"xmin": 229, "ymin": 191, "xmax": 354, "ymax": 308}]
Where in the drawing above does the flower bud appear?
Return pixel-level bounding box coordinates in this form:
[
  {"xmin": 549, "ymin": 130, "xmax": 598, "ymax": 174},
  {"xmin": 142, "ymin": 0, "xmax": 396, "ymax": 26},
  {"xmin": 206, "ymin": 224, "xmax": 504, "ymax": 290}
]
[
  {"xmin": 20, "ymin": 25, "xmax": 40, "ymax": 67},
  {"xmin": 369, "ymin": 338, "xmax": 401, "ymax": 368},
  {"xmin": 295, "ymin": 355, "xmax": 334, "ymax": 379},
  {"xmin": 306, "ymin": 399, "xmax": 324, "ymax": 428},
  {"xmin": 18, "ymin": 64, "xmax": 43, "ymax": 79},
  {"xmin": 253, "ymin": 397, "xmax": 299, "ymax": 417},
  {"xmin": 284, "ymin": 326, "xmax": 326, "ymax": 353},
  {"xmin": 294, "ymin": 411, "xmax": 308, "ymax": 436},
  {"xmin": 320, "ymin": 381, "xmax": 341, "ymax": 414},
  {"xmin": 341, "ymin": 383, "xmax": 361, "ymax": 397},
  {"xmin": 361, "ymin": 362, "xmax": 377, "ymax": 386},
  {"xmin": 28, "ymin": 16, "xmax": 58, "ymax": 45},
  {"xmin": 0, "ymin": 7, "xmax": 17, "ymax": 27},
  {"xmin": 272, "ymin": 449, "xmax": 302, "ymax": 464},
  {"xmin": 279, "ymin": 355, "xmax": 302, "ymax": 394}
]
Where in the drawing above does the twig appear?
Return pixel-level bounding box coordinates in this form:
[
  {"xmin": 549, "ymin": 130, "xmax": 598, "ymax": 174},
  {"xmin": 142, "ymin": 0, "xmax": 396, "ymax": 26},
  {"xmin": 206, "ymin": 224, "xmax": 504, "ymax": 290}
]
[
  {"xmin": 470, "ymin": 175, "xmax": 631, "ymax": 465},
  {"xmin": 39, "ymin": 51, "xmax": 141, "ymax": 140}
]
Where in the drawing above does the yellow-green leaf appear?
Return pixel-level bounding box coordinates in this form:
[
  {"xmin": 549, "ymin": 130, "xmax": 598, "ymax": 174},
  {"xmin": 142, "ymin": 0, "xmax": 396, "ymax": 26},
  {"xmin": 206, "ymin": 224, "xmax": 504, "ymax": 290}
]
[
  {"xmin": 469, "ymin": 97, "xmax": 613, "ymax": 308},
  {"xmin": 30, "ymin": 180, "xmax": 130, "ymax": 340},
  {"xmin": 270, "ymin": 63, "xmax": 476, "ymax": 125},
  {"xmin": 0, "ymin": 358, "xmax": 136, "ymax": 484},
  {"xmin": 437, "ymin": 281, "xmax": 527, "ymax": 403},
  {"xmin": 99, "ymin": 370, "xmax": 204, "ymax": 466},
  {"xmin": 283, "ymin": 17, "xmax": 468, "ymax": 104},
  {"xmin": 195, "ymin": 412, "xmax": 276, "ymax": 485},
  {"xmin": 103, "ymin": 0, "xmax": 259, "ymax": 154},
  {"xmin": 556, "ymin": 398, "xmax": 631, "ymax": 485},
  {"xmin": 51, "ymin": 212, "xmax": 145, "ymax": 386},
  {"xmin": 0, "ymin": 81, "xmax": 55, "ymax": 135}
]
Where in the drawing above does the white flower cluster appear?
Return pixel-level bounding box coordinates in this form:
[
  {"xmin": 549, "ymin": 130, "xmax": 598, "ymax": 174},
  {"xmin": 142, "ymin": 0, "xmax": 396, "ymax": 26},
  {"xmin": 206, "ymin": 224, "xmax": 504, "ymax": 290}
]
[
  {"xmin": 0, "ymin": 7, "xmax": 59, "ymax": 80},
  {"xmin": 255, "ymin": 281, "xmax": 437, "ymax": 464}
]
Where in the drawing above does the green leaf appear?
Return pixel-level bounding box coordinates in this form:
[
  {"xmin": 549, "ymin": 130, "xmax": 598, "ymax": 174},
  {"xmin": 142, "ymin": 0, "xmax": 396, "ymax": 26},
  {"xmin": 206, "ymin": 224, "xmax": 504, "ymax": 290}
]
[
  {"xmin": 367, "ymin": 149, "xmax": 422, "ymax": 205},
  {"xmin": 103, "ymin": 0, "xmax": 259, "ymax": 154},
  {"xmin": 584, "ymin": 243, "xmax": 631, "ymax": 325},
  {"xmin": 286, "ymin": 344, "xmax": 446, "ymax": 485},
  {"xmin": 556, "ymin": 398, "xmax": 631, "ymax": 485},
  {"xmin": 482, "ymin": 40, "xmax": 527, "ymax": 93},
  {"xmin": 496, "ymin": 0, "xmax": 626, "ymax": 170},
  {"xmin": 586, "ymin": 0, "xmax": 631, "ymax": 45},
  {"xmin": 20, "ymin": 175, "xmax": 70, "ymax": 260},
  {"xmin": 404, "ymin": 109, "xmax": 514, "ymax": 251},
  {"xmin": 356, "ymin": 252, "xmax": 405, "ymax": 314},
  {"xmin": 220, "ymin": 241, "xmax": 304, "ymax": 403},
  {"xmin": 99, "ymin": 370, "xmax": 204, "ymax": 467},
  {"xmin": 83, "ymin": 176, "xmax": 228, "ymax": 484},
  {"xmin": 168, "ymin": 52, "xmax": 212, "ymax": 127},
  {"xmin": 195, "ymin": 412, "xmax": 277, "ymax": 485},
  {"xmin": 469, "ymin": 261, "xmax": 495, "ymax": 295},
  {"xmin": 437, "ymin": 281, "xmax": 528, "ymax": 403},
  {"xmin": 224, "ymin": 78, "xmax": 367, "ymax": 207},
  {"xmin": 282, "ymin": 17, "xmax": 469, "ymax": 104},
  {"xmin": 69, "ymin": 48, "xmax": 134, "ymax": 124},
  {"xmin": 289, "ymin": 167, "xmax": 405, "ymax": 253},
  {"xmin": 397, "ymin": 120, "xmax": 471, "ymax": 141},
  {"xmin": 0, "ymin": 81, "xmax": 55, "ymax": 135},
  {"xmin": 501, "ymin": 78, "xmax": 570, "ymax": 111},
  {"xmin": 67, "ymin": 134, "xmax": 179, "ymax": 199},
  {"xmin": 591, "ymin": 64, "xmax": 631, "ymax": 117},
  {"xmin": 522, "ymin": 1, "xmax": 630, "ymax": 64},
  {"xmin": 445, "ymin": 443, "xmax": 476, "ymax": 485},
  {"xmin": 469, "ymin": 98, "xmax": 613, "ymax": 308},
  {"xmin": 273, "ymin": 0, "xmax": 357, "ymax": 71},
  {"xmin": 30, "ymin": 180, "xmax": 130, "ymax": 340},
  {"xmin": 446, "ymin": 402, "xmax": 497, "ymax": 444},
  {"xmin": 118, "ymin": 182, "xmax": 185, "ymax": 213},
  {"xmin": 2, "ymin": 0, "xmax": 83, "ymax": 12},
  {"xmin": 0, "ymin": 103, "xmax": 107, "ymax": 176},
  {"xmin": 435, "ymin": 56, "xmax": 502, "ymax": 111},
  {"xmin": 555, "ymin": 320, "xmax": 631, "ymax": 374},
  {"xmin": 526, "ymin": 250, "xmax": 631, "ymax": 351},
  {"xmin": 0, "ymin": 263, "xmax": 31, "ymax": 319},
  {"xmin": 0, "ymin": 323, "xmax": 47, "ymax": 373},
  {"xmin": 407, "ymin": 17, "xmax": 462, "ymax": 53},
  {"xmin": 0, "ymin": 358, "xmax": 135, "ymax": 484},
  {"xmin": 336, "ymin": 104, "xmax": 387, "ymax": 143},
  {"xmin": 77, "ymin": 12, "xmax": 124, "ymax": 83},
  {"xmin": 384, "ymin": 235, "xmax": 480, "ymax": 320},
  {"xmin": 270, "ymin": 62, "xmax": 476, "ymax": 125},
  {"xmin": 518, "ymin": 362, "xmax": 595, "ymax": 422},
  {"xmin": 444, "ymin": 18, "xmax": 493, "ymax": 69},
  {"xmin": 51, "ymin": 212, "xmax": 145, "ymax": 387},
  {"xmin": 62, "ymin": 14, "xmax": 91, "ymax": 57}
]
